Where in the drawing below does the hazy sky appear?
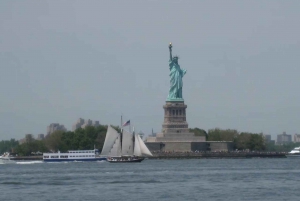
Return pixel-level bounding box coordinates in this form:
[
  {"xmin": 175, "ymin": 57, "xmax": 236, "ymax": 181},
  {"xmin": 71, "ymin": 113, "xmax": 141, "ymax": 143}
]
[{"xmin": 1, "ymin": 0, "xmax": 300, "ymax": 140}]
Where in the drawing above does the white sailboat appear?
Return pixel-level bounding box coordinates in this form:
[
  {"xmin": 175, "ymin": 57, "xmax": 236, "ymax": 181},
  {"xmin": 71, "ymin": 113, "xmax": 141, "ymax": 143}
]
[{"xmin": 101, "ymin": 125, "xmax": 152, "ymax": 163}]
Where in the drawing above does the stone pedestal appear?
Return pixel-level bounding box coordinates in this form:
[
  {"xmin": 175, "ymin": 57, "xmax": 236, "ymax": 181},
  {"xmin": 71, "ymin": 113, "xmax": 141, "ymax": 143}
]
[
  {"xmin": 162, "ymin": 101, "xmax": 189, "ymax": 133},
  {"xmin": 146, "ymin": 101, "xmax": 206, "ymax": 152}
]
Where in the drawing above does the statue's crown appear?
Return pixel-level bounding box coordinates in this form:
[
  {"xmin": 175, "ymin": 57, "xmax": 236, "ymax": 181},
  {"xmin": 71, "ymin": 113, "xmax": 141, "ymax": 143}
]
[{"xmin": 173, "ymin": 55, "xmax": 179, "ymax": 59}]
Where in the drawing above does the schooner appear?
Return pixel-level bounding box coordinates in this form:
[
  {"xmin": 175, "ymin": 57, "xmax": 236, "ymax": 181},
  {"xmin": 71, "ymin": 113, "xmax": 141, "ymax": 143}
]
[{"xmin": 101, "ymin": 125, "xmax": 153, "ymax": 163}]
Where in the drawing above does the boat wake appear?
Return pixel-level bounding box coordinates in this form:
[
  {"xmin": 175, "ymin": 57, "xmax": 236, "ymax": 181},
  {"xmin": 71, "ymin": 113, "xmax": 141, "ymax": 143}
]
[{"xmin": 16, "ymin": 161, "xmax": 44, "ymax": 165}]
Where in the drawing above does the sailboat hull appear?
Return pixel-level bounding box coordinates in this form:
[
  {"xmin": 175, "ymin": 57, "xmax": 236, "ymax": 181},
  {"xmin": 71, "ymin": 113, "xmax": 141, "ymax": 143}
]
[{"xmin": 107, "ymin": 156, "xmax": 144, "ymax": 163}]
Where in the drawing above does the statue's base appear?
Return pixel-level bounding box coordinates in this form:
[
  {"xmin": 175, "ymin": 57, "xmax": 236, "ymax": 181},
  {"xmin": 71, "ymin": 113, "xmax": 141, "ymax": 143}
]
[{"xmin": 145, "ymin": 100, "xmax": 206, "ymax": 152}]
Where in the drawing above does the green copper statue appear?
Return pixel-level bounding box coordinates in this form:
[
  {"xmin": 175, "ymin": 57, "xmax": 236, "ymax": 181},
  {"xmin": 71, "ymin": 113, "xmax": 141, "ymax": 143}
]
[{"xmin": 167, "ymin": 43, "xmax": 187, "ymax": 101}]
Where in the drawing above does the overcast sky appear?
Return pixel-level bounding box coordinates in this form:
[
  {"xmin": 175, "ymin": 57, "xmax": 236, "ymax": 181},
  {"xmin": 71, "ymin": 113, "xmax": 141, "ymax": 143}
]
[{"xmin": 1, "ymin": 0, "xmax": 300, "ymax": 140}]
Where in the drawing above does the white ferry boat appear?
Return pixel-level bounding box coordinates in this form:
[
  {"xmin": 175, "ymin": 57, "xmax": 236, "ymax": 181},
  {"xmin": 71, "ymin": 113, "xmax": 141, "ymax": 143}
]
[
  {"xmin": 0, "ymin": 152, "xmax": 16, "ymax": 164},
  {"xmin": 43, "ymin": 149, "xmax": 106, "ymax": 162},
  {"xmin": 286, "ymin": 147, "xmax": 300, "ymax": 158}
]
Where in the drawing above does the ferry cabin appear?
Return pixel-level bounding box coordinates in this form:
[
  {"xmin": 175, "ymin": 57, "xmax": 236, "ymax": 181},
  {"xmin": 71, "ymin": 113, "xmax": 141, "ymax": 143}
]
[{"xmin": 43, "ymin": 149, "xmax": 105, "ymax": 162}]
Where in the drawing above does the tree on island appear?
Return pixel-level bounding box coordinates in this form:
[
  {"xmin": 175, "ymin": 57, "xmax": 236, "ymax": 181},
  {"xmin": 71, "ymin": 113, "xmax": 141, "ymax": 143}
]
[
  {"xmin": 190, "ymin": 127, "xmax": 207, "ymax": 139},
  {"xmin": 207, "ymin": 128, "xmax": 238, "ymax": 141},
  {"xmin": 13, "ymin": 124, "xmax": 122, "ymax": 156},
  {"xmin": 0, "ymin": 139, "xmax": 19, "ymax": 153}
]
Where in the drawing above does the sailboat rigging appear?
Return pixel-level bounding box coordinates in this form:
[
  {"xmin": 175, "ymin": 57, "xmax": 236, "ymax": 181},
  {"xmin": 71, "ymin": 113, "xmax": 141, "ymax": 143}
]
[{"xmin": 101, "ymin": 125, "xmax": 153, "ymax": 163}]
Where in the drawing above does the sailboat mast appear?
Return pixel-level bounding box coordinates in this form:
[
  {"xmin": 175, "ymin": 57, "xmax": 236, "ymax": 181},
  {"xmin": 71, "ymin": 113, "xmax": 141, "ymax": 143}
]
[
  {"xmin": 132, "ymin": 126, "xmax": 135, "ymax": 153},
  {"xmin": 120, "ymin": 115, "xmax": 123, "ymax": 153},
  {"xmin": 121, "ymin": 115, "xmax": 123, "ymax": 129}
]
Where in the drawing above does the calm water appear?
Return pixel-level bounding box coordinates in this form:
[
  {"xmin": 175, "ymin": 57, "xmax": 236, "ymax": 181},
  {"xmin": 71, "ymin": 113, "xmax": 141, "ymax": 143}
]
[{"xmin": 1, "ymin": 158, "xmax": 300, "ymax": 201}]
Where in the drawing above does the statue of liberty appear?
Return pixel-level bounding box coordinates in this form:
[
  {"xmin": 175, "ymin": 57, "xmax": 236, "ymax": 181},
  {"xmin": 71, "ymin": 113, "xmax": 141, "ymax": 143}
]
[{"xmin": 167, "ymin": 43, "xmax": 187, "ymax": 101}]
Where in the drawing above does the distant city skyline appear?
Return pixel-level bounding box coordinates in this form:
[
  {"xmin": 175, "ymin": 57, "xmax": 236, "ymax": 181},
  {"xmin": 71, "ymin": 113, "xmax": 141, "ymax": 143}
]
[{"xmin": 1, "ymin": 1, "xmax": 300, "ymax": 140}]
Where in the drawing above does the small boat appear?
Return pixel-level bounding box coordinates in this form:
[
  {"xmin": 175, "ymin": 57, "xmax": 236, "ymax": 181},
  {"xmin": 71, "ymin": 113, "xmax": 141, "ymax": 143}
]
[
  {"xmin": 0, "ymin": 152, "xmax": 16, "ymax": 164},
  {"xmin": 286, "ymin": 147, "xmax": 300, "ymax": 158},
  {"xmin": 101, "ymin": 125, "xmax": 153, "ymax": 163},
  {"xmin": 43, "ymin": 149, "xmax": 106, "ymax": 162}
]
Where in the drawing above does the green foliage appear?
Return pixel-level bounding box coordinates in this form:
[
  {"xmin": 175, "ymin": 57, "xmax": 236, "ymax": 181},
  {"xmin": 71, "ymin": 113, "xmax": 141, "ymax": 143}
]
[
  {"xmin": 0, "ymin": 139, "xmax": 19, "ymax": 153},
  {"xmin": 14, "ymin": 139, "xmax": 48, "ymax": 156},
  {"xmin": 43, "ymin": 125, "xmax": 111, "ymax": 153},
  {"xmin": 13, "ymin": 125, "xmax": 114, "ymax": 156},
  {"xmin": 206, "ymin": 128, "xmax": 266, "ymax": 151},
  {"xmin": 247, "ymin": 133, "xmax": 265, "ymax": 151},
  {"xmin": 44, "ymin": 130, "xmax": 67, "ymax": 152},
  {"xmin": 234, "ymin": 132, "xmax": 251, "ymax": 150},
  {"xmin": 207, "ymin": 128, "xmax": 238, "ymax": 141},
  {"xmin": 190, "ymin": 128, "xmax": 207, "ymax": 139}
]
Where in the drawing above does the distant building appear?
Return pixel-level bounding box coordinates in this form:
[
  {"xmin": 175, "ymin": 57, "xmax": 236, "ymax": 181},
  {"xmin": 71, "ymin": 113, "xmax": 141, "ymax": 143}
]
[
  {"xmin": 294, "ymin": 134, "xmax": 300, "ymax": 142},
  {"xmin": 264, "ymin": 134, "xmax": 272, "ymax": 143},
  {"xmin": 19, "ymin": 134, "xmax": 35, "ymax": 144},
  {"xmin": 72, "ymin": 118, "xmax": 100, "ymax": 131},
  {"xmin": 47, "ymin": 123, "xmax": 67, "ymax": 136},
  {"xmin": 37, "ymin": 134, "xmax": 45, "ymax": 140},
  {"xmin": 18, "ymin": 138, "xmax": 26, "ymax": 145},
  {"xmin": 149, "ymin": 129, "xmax": 157, "ymax": 137},
  {"xmin": 145, "ymin": 129, "xmax": 157, "ymax": 142},
  {"xmin": 277, "ymin": 132, "xmax": 292, "ymax": 145}
]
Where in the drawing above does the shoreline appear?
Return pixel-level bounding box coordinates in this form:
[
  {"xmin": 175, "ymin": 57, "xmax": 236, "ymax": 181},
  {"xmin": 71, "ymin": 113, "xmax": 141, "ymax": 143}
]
[
  {"xmin": 10, "ymin": 152, "xmax": 287, "ymax": 161},
  {"xmin": 149, "ymin": 152, "xmax": 287, "ymax": 159}
]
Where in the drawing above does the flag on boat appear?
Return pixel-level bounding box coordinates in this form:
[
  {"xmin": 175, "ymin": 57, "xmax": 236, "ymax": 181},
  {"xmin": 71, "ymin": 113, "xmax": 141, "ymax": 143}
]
[{"xmin": 122, "ymin": 120, "xmax": 130, "ymax": 127}]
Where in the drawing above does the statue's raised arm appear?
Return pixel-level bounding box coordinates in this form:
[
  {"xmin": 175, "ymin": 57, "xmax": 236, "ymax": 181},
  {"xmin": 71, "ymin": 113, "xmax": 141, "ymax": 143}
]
[{"xmin": 169, "ymin": 42, "xmax": 172, "ymax": 61}]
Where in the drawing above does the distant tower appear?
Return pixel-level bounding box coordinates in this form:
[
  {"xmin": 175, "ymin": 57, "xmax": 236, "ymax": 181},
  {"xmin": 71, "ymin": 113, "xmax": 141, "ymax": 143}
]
[{"xmin": 47, "ymin": 123, "xmax": 67, "ymax": 136}]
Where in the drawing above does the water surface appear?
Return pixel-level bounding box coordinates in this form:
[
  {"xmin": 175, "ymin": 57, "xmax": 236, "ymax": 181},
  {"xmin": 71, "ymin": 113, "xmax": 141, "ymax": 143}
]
[{"xmin": 1, "ymin": 159, "xmax": 299, "ymax": 201}]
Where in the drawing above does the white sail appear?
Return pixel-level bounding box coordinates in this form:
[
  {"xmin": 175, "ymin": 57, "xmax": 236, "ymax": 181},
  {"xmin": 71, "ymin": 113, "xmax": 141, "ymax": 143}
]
[
  {"xmin": 133, "ymin": 134, "xmax": 142, "ymax": 156},
  {"xmin": 121, "ymin": 130, "xmax": 134, "ymax": 156},
  {"xmin": 137, "ymin": 134, "xmax": 153, "ymax": 156},
  {"xmin": 109, "ymin": 136, "xmax": 121, "ymax": 156},
  {"xmin": 101, "ymin": 126, "xmax": 120, "ymax": 156}
]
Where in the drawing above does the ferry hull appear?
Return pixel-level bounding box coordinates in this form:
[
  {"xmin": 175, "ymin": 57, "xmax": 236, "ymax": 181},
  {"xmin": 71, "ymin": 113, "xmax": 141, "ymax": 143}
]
[
  {"xmin": 43, "ymin": 157, "xmax": 106, "ymax": 162},
  {"xmin": 107, "ymin": 158, "xmax": 144, "ymax": 163},
  {"xmin": 107, "ymin": 157, "xmax": 144, "ymax": 163},
  {"xmin": 286, "ymin": 154, "xmax": 300, "ymax": 158}
]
